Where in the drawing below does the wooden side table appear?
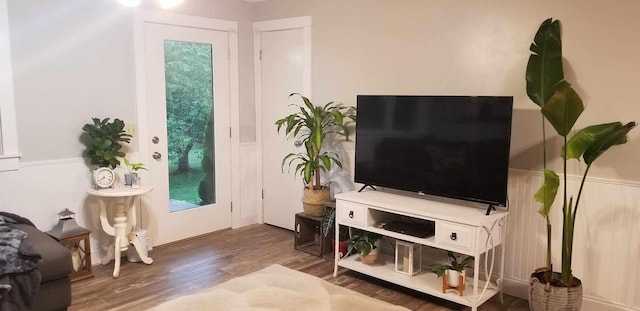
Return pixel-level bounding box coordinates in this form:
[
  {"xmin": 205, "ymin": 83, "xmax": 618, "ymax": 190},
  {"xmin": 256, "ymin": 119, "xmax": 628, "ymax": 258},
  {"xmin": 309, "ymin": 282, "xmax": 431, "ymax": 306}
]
[
  {"xmin": 294, "ymin": 212, "xmax": 332, "ymax": 257},
  {"xmin": 53, "ymin": 231, "xmax": 93, "ymax": 282}
]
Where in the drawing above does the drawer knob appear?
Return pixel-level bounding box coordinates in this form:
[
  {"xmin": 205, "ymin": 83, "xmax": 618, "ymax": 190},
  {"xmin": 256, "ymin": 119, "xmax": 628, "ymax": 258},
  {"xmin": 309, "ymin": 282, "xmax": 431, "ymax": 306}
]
[
  {"xmin": 450, "ymin": 232, "xmax": 457, "ymax": 241},
  {"xmin": 348, "ymin": 211, "xmax": 354, "ymax": 218}
]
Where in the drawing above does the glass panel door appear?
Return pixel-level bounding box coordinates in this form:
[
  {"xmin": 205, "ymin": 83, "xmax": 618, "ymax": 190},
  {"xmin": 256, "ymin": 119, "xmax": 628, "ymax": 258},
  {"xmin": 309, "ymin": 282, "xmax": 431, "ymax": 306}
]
[{"xmin": 143, "ymin": 21, "xmax": 231, "ymax": 246}]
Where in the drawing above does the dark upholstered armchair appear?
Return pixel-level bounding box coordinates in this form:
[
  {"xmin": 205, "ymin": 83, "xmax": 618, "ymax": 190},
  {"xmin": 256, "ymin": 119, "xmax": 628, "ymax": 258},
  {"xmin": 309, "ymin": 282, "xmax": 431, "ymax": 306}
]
[{"xmin": 1, "ymin": 213, "xmax": 72, "ymax": 311}]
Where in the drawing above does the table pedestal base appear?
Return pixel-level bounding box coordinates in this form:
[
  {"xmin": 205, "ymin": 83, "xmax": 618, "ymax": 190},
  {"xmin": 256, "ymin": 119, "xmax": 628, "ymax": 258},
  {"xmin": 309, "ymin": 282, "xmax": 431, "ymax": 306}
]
[{"xmin": 90, "ymin": 187, "xmax": 153, "ymax": 278}]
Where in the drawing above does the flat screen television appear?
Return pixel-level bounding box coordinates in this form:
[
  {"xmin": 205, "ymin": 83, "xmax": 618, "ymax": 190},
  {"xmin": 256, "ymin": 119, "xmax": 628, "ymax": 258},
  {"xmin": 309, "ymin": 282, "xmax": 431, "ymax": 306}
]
[{"xmin": 354, "ymin": 95, "xmax": 513, "ymax": 208}]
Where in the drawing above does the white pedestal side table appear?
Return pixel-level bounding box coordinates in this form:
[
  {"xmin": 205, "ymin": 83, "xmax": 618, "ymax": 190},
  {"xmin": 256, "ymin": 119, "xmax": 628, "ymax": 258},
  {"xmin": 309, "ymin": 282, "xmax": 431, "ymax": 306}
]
[{"xmin": 87, "ymin": 186, "xmax": 153, "ymax": 278}]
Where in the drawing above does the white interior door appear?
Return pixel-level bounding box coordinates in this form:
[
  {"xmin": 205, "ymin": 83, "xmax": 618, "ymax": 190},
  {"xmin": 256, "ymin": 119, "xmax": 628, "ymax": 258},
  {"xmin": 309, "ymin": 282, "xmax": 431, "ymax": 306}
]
[
  {"xmin": 143, "ymin": 22, "xmax": 231, "ymax": 245},
  {"xmin": 256, "ymin": 18, "xmax": 311, "ymax": 230}
]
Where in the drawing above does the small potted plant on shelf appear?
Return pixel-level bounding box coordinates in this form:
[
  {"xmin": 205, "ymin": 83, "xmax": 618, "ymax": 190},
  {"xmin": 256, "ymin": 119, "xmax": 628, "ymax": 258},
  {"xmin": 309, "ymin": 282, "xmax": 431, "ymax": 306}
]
[
  {"xmin": 430, "ymin": 251, "xmax": 474, "ymax": 288},
  {"xmin": 276, "ymin": 93, "xmax": 356, "ymax": 216},
  {"xmin": 348, "ymin": 229, "xmax": 382, "ymax": 265},
  {"xmin": 123, "ymin": 158, "xmax": 147, "ymax": 188}
]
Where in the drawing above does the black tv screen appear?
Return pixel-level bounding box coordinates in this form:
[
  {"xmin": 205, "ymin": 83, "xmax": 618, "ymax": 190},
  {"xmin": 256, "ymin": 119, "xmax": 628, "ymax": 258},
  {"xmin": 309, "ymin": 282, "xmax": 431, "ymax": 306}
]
[{"xmin": 354, "ymin": 95, "xmax": 513, "ymax": 207}]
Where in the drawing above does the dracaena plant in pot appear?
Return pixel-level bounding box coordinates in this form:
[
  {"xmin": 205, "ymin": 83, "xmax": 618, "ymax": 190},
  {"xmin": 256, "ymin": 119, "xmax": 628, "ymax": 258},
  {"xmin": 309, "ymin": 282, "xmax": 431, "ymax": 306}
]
[
  {"xmin": 526, "ymin": 18, "xmax": 636, "ymax": 310},
  {"xmin": 276, "ymin": 93, "xmax": 356, "ymax": 216}
]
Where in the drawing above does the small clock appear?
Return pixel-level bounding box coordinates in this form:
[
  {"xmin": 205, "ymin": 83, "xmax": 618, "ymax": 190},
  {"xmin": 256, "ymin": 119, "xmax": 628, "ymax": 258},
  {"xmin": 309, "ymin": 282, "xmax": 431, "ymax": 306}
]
[{"xmin": 93, "ymin": 167, "xmax": 115, "ymax": 189}]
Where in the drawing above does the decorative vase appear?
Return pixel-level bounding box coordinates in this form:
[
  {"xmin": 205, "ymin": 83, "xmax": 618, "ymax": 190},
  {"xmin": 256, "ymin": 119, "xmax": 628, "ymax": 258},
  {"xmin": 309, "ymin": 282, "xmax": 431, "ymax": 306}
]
[
  {"xmin": 446, "ymin": 270, "xmax": 465, "ymax": 287},
  {"xmin": 360, "ymin": 248, "xmax": 378, "ymax": 265},
  {"xmin": 529, "ymin": 271, "xmax": 583, "ymax": 311},
  {"xmin": 124, "ymin": 173, "xmax": 138, "ymax": 186},
  {"xmin": 301, "ymin": 186, "xmax": 330, "ymax": 217}
]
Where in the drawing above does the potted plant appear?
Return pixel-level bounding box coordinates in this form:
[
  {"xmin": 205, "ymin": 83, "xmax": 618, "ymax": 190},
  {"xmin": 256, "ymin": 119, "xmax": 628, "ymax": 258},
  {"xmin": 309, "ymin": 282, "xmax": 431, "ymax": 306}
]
[
  {"xmin": 321, "ymin": 207, "xmax": 349, "ymax": 258},
  {"xmin": 276, "ymin": 93, "xmax": 356, "ymax": 216},
  {"xmin": 123, "ymin": 158, "xmax": 147, "ymax": 188},
  {"xmin": 82, "ymin": 118, "xmax": 132, "ymax": 188},
  {"xmin": 347, "ymin": 229, "xmax": 381, "ymax": 265},
  {"xmin": 81, "ymin": 118, "xmax": 132, "ymax": 169},
  {"xmin": 525, "ymin": 18, "xmax": 636, "ymax": 310},
  {"xmin": 430, "ymin": 251, "xmax": 473, "ymax": 288}
]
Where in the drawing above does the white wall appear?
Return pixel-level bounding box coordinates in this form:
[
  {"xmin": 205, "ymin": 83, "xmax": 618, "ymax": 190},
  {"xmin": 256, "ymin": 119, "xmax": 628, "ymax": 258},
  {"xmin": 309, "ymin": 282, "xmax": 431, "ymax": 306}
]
[
  {"xmin": 252, "ymin": 0, "xmax": 640, "ymax": 309},
  {"xmin": 2, "ymin": 0, "xmax": 640, "ymax": 309},
  {"xmin": 8, "ymin": 0, "xmax": 138, "ymax": 162},
  {"xmin": 7, "ymin": 0, "xmax": 256, "ymax": 164},
  {"xmin": 0, "ymin": 0, "xmax": 257, "ymax": 269},
  {"xmin": 253, "ymin": 0, "xmax": 640, "ymax": 181}
]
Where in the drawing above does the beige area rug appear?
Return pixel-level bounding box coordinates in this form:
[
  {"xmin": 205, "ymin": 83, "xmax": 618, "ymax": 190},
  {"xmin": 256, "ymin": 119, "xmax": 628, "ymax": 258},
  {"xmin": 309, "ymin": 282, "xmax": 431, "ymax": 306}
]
[{"xmin": 150, "ymin": 264, "xmax": 410, "ymax": 311}]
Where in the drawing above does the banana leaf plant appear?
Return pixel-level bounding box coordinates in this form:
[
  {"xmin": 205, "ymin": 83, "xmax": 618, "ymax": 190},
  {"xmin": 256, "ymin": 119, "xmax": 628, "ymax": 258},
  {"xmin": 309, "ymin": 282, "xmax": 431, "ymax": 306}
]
[
  {"xmin": 526, "ymin": 18, "xmax": 636, "ymax": 286},
  {"xmin": 275, "ymin": 93, "xmax": 356, "ymax": 190}
]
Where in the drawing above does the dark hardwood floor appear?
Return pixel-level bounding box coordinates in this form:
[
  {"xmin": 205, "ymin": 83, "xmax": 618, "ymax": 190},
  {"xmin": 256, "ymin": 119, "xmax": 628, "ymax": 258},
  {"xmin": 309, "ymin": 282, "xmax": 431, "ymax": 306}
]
[{"xmin": 70, "ymin": 224, "xmax": 529, "ymax": 310}]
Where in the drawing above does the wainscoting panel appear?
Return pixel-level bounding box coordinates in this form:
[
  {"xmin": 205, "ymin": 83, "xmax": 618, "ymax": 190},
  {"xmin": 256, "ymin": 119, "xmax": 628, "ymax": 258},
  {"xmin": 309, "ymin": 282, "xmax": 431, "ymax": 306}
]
[
  {"xmin": 238, "ymin": 142, "xmax": 258, "ymax": 227},
  {"xmin": 506, "ymin": 169, "xmax": 640, "ymax": 310}
]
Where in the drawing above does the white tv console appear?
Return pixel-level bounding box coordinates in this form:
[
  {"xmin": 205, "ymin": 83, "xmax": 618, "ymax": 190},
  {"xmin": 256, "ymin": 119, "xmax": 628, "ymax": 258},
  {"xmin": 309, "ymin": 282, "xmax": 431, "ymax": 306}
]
[{"xmin": 333, "ymin": 190, "xmax": 507, "ymax": 311}]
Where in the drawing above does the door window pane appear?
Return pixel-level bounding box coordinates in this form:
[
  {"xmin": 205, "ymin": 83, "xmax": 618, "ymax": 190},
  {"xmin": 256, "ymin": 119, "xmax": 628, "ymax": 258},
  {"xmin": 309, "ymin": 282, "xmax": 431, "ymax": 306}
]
[{"xmin": 164, "ymin": 40, "xmax": 216, "ymax": 212}]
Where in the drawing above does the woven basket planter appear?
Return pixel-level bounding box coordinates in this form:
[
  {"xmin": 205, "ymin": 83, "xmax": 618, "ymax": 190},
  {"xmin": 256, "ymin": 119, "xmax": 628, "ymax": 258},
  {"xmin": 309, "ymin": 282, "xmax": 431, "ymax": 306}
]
[
  {"xmin": 529, "ymin": 271, "xmax": 582, "ymax": 311},
  {"xmin": 301, "ymin": 186, "xmax": 331, "ymax": 217}
]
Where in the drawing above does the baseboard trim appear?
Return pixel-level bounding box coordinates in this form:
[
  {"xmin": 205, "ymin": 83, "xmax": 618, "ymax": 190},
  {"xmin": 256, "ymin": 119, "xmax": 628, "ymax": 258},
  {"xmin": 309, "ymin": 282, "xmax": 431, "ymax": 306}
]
[{"xmin": 503, "ymin": 277, "xmax": 640, "ymax": 311}]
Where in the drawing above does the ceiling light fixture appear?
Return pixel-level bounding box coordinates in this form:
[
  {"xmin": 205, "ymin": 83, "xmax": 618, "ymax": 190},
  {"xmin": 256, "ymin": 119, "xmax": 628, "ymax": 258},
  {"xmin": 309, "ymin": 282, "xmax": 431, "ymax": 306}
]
[
  {"xmin": 160, "ymin": 0, "xmax": 184, "ymax": 9},
  {"xmin": 118, "ymin": 0, "xmax": 141, "ymax": 7}
]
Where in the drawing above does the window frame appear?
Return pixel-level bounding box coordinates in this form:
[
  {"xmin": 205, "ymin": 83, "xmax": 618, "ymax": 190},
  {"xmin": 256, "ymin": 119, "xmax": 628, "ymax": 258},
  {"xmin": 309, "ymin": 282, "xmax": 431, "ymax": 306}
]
[{"xmin": 0, "ymin": 0, "xmax": 20, "ymax": 171}]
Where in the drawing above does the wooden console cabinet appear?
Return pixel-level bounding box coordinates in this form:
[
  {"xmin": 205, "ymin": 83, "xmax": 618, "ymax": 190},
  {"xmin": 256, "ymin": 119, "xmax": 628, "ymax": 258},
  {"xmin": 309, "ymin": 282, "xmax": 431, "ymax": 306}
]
[{"xmin": 333, "ymin": 190, "xmax": 507, "ymax": 311}]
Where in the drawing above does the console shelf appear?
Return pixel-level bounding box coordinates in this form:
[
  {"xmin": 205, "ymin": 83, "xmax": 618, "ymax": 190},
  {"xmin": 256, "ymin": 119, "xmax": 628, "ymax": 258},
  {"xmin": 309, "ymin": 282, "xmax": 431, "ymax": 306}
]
[{"xmin": 333, "ymin": 190, "xmax": 508, "ymax": 311}]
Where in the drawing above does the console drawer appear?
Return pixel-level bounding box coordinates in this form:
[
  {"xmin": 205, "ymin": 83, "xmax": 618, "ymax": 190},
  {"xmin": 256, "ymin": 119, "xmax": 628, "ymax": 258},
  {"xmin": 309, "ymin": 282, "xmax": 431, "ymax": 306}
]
[
  {"xmin": 337, "ymin": 201, "xmax": 366, "ymax": 226},
  {"xmin": 435, "ymin": 221, "xmax": 475, "ymax": 252}
]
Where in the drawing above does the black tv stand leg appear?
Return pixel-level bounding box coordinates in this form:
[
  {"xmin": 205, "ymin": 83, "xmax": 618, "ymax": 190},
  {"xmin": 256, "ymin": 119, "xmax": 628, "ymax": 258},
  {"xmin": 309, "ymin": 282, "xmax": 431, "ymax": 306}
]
[
  {"xmin": 358, "ymin": 184, "xmax": 377, "ymax": 192},
  {"xmin": 485, "ymin": 204, "xmax": 496, "ymax": 216}
]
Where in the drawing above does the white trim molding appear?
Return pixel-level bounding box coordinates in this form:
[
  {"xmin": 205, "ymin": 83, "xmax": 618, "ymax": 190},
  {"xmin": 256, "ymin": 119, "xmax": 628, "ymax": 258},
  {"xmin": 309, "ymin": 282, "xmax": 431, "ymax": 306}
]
[{"xmin": 0, "ymin": 0, "xmax": 20, "ymax": 171}]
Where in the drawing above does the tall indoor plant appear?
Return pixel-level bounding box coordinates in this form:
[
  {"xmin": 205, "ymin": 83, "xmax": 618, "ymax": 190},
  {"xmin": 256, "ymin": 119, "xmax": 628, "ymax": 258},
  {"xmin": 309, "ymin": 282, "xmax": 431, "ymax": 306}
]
[
  {"xmin": 526, "ymin": 18, "xmax": 636, "ymax": 310},
  {"xmin": 276, "ymin": 93, "xmax": 356, "ymax": 216}
]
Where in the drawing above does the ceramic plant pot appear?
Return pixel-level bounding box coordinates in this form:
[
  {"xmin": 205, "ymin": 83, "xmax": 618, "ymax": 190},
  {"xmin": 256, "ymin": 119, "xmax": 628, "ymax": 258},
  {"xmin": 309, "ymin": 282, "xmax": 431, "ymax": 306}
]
[
  {"xmin": 446, "ymin": 270, "xmax": 465, "ymax": 287},
  {"xmin": 360, "ymin": 248, "xmax": 378, "ymax": 265},
  {"xmin": 124, "ymin": 173, "xmax": 138, "ymax": 186}
]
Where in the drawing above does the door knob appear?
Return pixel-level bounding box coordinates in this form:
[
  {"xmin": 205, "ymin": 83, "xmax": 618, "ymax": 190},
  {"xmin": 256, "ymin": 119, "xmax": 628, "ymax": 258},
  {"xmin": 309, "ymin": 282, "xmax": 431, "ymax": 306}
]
[{"xmin": 152, "ymin": 152, "xmax": 162, "ymax": 160}]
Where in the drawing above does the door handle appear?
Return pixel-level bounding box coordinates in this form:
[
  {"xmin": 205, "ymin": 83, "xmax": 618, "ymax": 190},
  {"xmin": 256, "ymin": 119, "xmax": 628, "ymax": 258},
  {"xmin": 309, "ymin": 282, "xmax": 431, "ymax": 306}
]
[{"xmin": 152, "ymin": 152, "xmax": 162, "ymax": 160}]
